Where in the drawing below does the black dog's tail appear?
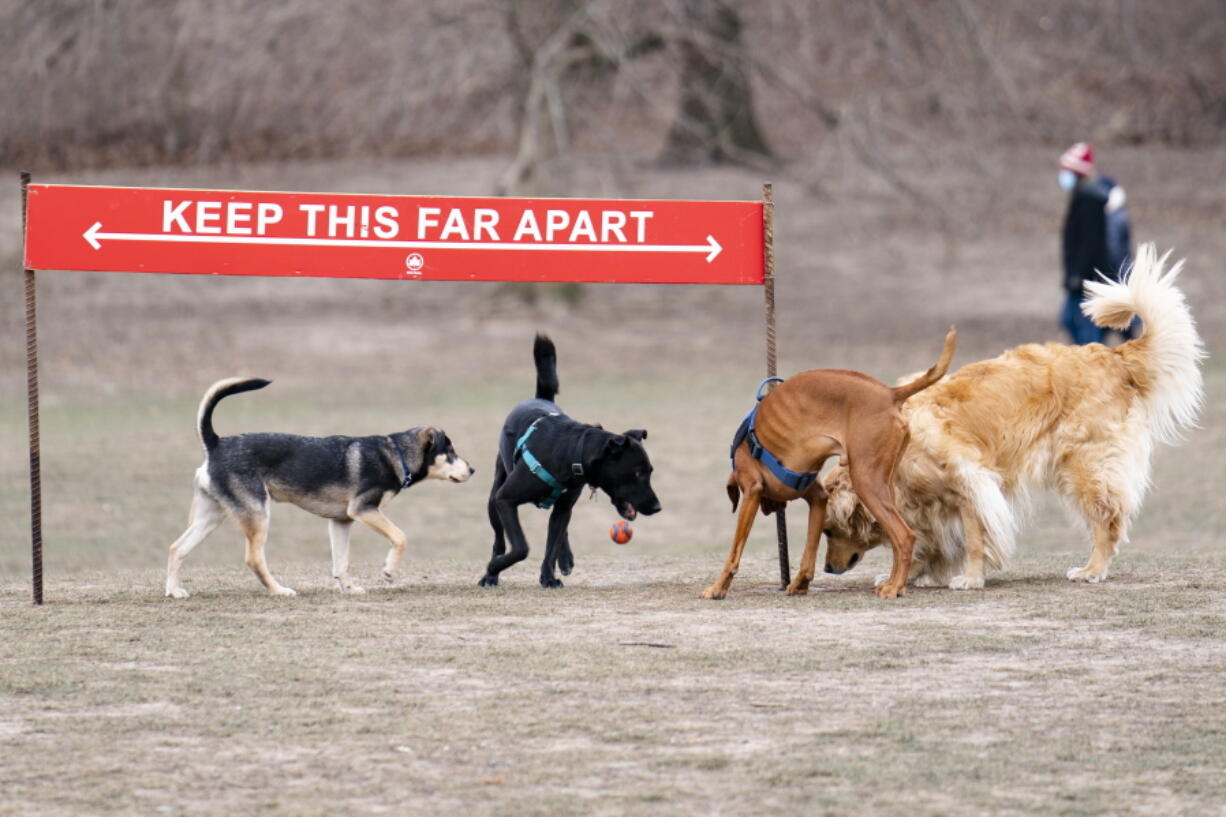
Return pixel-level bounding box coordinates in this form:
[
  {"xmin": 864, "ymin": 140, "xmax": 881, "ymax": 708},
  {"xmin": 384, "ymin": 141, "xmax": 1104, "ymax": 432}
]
[
  {"xmin": 534, "ymin": 334, "xmax": 559, "ymax": 402},
  {"xmin": 197, "ymin": 377, "xmax": 271, "ymax": 451}
]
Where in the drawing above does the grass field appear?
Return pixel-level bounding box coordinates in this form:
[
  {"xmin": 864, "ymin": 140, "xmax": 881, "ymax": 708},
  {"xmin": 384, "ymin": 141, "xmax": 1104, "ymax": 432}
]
[
  {"xmin": 4, "ymin": 555, "xmax": 1226, "ymax": 817},
  {"xmin": 1, "ymin": 153, "xmax": 1223, "ymax": 815}
]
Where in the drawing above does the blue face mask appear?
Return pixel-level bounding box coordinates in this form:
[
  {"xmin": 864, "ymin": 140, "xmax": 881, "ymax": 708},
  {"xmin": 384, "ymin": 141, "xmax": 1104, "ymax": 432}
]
[{"xmin": 1058, "ymin": 169, "xmax": 1078, "ymax": 191}]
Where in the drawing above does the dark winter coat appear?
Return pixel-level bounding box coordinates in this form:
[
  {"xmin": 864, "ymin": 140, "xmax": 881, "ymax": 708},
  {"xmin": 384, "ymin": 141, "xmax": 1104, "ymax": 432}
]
[{"xmin": 1061, "ymin": 178, "xmax": 1113, "ymax": 294}]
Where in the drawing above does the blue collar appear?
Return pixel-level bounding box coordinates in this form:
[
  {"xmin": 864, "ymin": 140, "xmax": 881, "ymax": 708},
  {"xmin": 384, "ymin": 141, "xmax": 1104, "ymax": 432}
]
[
  {"xmin": 730, "ymin": 377, "xmax": 818, "ymax": 493},
  {"xmin": 515, "ymin": 419, "xmax": 563, "ymax": 509},
  {"xmin": 389, "ymin": 436, "xmax": 415, "ymax": 490}
]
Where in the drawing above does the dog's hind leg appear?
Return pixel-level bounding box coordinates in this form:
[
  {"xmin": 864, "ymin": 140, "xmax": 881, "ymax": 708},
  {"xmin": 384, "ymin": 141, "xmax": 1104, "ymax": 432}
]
[
  {"xmin": 785, "ymin": 489, "xmax": 827, "ymax": 596},
  {"xmin": 1065, "ymin": 471, "xmax": 1127, "ymax": 583},
  {"xmin": 950, "ymin": 505, "xmax": 987, "ymax": 590},
  {"xmin": 702, "ymin": 481, "xmax": 762, "ymax": 600},
  {"xmin": 480, "ymin": 470, "xmax": 538, "ymax": 587},
  {"xmin": 238, "ymin": 502, "xmax": 296, "ymax": 596},
  {"xmin": 165, "ymin": 485, "xmax": 225, "ymax": 599},
  {"xmin": 850, "ymin": 469, "xmax": 915, "ymax": 599},
  {"xmin": 329, "ymin": 519, "xmax": 364, "ymax": 594},
  {"xmin": 480, "ymin": 500, "xmax": 530, "ymax": 587},
  {"xmin": 487, "ymin": 457, "xmax": 508, "ymax": 560}
]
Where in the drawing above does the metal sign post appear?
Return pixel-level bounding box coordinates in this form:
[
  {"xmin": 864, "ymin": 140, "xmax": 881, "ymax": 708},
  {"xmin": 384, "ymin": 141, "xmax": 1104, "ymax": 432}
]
[
  {"xmin": 762, "ymin": 183, "xmax": 790, "ymax": 589},
  {"xmin": 20, "ymin": 172, "xmax": 43, "ymax": 605}
]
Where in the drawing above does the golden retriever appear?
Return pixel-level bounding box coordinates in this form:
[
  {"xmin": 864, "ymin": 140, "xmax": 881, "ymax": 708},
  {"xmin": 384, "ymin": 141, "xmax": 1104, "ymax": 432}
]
[{"xmin": 821, "ymin": 243, "xmax": 1205, "ymax": 589}]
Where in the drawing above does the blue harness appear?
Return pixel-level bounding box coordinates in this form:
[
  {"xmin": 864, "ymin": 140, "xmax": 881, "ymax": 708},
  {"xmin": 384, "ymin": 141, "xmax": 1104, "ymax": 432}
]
[{"xmin": 730, "ymin": 377, "xmax": 819, "ymax": 492}]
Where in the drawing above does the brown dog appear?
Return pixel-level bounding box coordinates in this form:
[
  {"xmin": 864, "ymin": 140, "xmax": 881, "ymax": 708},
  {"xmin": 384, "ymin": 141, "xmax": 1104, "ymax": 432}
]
[{"xmin": 701, "ymin": 327, "xmax": 956, "ymax": 600}]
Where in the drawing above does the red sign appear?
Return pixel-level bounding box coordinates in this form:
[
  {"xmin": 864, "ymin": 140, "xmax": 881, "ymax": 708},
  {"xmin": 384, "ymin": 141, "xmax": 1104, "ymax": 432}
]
[{"xmin": 24, "ymin": 184, "xmax": 764, "ymax": 285}]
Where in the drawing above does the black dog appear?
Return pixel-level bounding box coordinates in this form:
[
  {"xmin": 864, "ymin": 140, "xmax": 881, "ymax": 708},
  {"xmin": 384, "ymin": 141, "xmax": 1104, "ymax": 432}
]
[{"xmin": 479, "ymin": 335, "xmax": 661, "ymax": 588}]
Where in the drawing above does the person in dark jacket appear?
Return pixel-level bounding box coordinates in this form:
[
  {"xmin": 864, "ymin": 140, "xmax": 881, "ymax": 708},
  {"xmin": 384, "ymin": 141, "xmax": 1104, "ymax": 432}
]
[{"xmin": 1058, "ymin": 142, "xmax": 1134, "ymax": 344}]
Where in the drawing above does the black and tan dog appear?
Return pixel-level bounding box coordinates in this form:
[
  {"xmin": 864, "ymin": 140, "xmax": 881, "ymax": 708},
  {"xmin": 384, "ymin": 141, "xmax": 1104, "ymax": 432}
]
[
  {"xmin": 165, "ymin": 378, "xmax": 473, "ymax": 598},
  {"xmin": 479, "ymin": 335, "xmax": 661, "ymax": 588}
]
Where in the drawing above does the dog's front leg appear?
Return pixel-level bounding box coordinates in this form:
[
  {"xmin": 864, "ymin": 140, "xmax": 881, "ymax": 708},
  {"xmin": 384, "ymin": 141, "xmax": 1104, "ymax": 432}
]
[
  {"xmin": 555, "ymin": 531, "xmax": 574, "ymax": 576},
  {"xmin": 328, "ymin": 519, "xmax": 365, "ymax": 594},
  {"xmin": 540, "ymin": 491, "xmax": 580, "ymax": 589},
  {"xmin": 702, "ymin": 483, "xmax": 762, "ymax": 600},
  {"xmin": 350, "ymin": 507, "xmax": 408, "ymax": 583}
]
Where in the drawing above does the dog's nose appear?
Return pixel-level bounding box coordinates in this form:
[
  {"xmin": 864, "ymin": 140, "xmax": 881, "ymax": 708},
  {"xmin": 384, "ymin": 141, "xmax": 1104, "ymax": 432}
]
[
  {"xmin": 645, "ymin": 500, "xmax": 662, "ymax": 515},
  {"xmin": 824, "ymin": 563, "xmax": 835, "ymax": 574}
]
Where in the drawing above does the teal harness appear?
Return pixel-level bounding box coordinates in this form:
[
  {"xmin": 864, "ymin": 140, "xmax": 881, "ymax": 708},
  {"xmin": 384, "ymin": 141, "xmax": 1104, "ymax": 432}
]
[{"xmin": 515, "ymin": 418, "xmax": 565, "ymax": 509}]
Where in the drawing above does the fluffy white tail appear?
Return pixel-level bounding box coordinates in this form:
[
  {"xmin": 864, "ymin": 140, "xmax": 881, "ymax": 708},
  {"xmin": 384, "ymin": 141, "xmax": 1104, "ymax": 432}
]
[
  {"xmin": 1081, "ymin": 243, "xmax": 1206, "ymax": 444},
  {"xmin": 958, "ymin": 463, "xmax": 1016, "ymax": 570}
]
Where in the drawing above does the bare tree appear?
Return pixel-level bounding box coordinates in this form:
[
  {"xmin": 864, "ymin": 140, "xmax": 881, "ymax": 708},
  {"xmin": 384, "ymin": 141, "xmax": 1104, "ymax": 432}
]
[
  {"xmin": 658, "ymin": 0, "xmax": 771, "ymax": 164},
  {"xmin": 495, "ymin": 1, "xmax": 616, "ymax": 194}
]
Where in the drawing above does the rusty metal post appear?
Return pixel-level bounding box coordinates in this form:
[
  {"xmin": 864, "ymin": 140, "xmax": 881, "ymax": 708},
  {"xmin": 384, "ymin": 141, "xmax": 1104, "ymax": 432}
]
[
  {"xmin": 21, "ymin": 172, "xmax": 43, "ymax": 605},
  {"xmin": 762, "ymin": 183, "xmax": 790, "ymax": 589}
]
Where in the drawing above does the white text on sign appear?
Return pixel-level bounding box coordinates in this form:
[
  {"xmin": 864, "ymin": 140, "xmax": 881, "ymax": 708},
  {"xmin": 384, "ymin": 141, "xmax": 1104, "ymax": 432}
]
[{"xmin": 161, "ymin": 201, "xmax": 657, "ymax": 244}]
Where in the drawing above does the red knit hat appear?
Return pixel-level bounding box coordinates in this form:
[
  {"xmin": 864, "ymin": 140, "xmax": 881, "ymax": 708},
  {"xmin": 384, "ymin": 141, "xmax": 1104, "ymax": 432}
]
[{"xmin": 1059, "ymin": 142, "xmax": 1095, "ymax": 177}]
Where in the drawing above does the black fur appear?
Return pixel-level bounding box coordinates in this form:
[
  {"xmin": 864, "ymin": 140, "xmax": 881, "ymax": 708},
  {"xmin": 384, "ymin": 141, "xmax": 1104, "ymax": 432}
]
[
  {"xmin": 205, "ymin": 429, "xmax": 444, "ymax": 520},
  {"xmin": 199, "ymin": 378, "xmax": 271, "ymax": 450},
  {"xmin": 479, "ymin": 335, "xmax": 661, "ymax": 589},
  {"xmin": 166, "ymin": 377, "xmax": 472, "ymax": 598},
  {"xmin": 534, "ymin": 334, "xmax": 559, "ymax": 401}
]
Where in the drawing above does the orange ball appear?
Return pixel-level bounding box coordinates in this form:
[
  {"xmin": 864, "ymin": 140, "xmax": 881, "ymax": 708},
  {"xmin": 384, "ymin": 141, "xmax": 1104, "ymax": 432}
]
[{"xmin": 609, "ymin": 520, "xmax": 633, "ymax": 544}]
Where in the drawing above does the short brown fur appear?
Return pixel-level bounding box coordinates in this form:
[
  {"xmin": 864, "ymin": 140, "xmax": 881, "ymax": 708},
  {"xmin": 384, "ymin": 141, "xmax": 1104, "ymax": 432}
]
[{"xmin": 701, "ymin": 327, "xmax": 956, "ymax": 600}]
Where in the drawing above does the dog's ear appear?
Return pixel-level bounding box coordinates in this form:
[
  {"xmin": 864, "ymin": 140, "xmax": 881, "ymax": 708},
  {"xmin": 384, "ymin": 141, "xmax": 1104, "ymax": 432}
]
[
  {"xmin": 823, "ymin": 467, "xmax": 854, "ymax": 521},
  {"xmin": 726, "ymin": 475, "xmax": 740, "ymax": 512},
  {"xmin": 602, "ymin": 434, "xmax": 630, "ymax": 455},
  {"xmin": 430, "ymin": 428, "xmax": 447, "ymax": 456},
  {"xmin": 623, "ymin": 429, "xmax": 647, "ymax": 442}
]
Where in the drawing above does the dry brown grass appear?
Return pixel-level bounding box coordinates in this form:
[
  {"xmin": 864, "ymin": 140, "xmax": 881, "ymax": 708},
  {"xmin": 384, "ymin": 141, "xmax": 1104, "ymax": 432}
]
[
  {"xmin": 3, "ymin": 555, "xmax": 1226, "ymax": 817},
  {"xmin": 1, "ymin": 151, "xmax": 1223, "ymax": 815}
]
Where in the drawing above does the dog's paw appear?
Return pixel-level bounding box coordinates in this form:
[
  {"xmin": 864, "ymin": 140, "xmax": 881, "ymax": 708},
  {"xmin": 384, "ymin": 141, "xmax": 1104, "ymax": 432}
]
[
  {"xmin": 270, "ymin": 585, "xmax": 298, "ymax": 597},
  {"xmin": 382, "ymin": 570, "xmax": 398, "ymax": 584},
  {"xmin": 334, "ymin": 577, "xmax": 366, "ymax": 594},
  {"xmin": 1066, "ymin": 566, "xmax": 1108, "ymax": 583},
  {"xmin": 539, "ymin": 576, "xmax": 564, "ymax": 589},
  {"xmin": 784, "ymin": 577, "xmax": 811, "ymax": 596},
  {"xmin": 949, "ymin": 574, "xmax": 985, "ymax": 591},
  {"xmin": 873, "ymin": 582, "xmax": 905, "ymax": 599},
  {"xmin": 165, "ymin": 586, "xmax": 190, "ymax": 600},
  {"xmin": 912, "ymin": 574, "xmax": 939, "ymax": 588},
  {"xmin": 700, "ymin": 584, "xmax": 727, "ymax": 600},
  {"xmin": 478, "ymin": 574, "xmax": 499, "ymax": 588}
]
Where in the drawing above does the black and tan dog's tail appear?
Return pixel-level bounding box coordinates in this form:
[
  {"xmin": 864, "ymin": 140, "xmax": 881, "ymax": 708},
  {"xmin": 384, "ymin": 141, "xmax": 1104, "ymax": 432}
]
[
  {"xmin": 534, "ymin": 334, "xmax": 559, "ymax": 402},
  {"xmin": 892, "ymin": 325, "xmax": 956, "ymax": 404},
  {"xmin": 197, "ymin": 377, "xmax": 271, "ymax": 451}
]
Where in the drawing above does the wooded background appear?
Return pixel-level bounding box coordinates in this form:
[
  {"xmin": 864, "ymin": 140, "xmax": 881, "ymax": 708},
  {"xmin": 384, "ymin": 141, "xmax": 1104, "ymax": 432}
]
[{"xmin": 4, "ymin": 0, "xmax": 1224, "ymax": 189}]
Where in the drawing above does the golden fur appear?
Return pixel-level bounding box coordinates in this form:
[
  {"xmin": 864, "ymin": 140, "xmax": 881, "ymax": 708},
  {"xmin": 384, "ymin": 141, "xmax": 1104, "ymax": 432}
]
[{"xmin": 823, "ymin": 244, "xmax": 1205, "ymax": 589}]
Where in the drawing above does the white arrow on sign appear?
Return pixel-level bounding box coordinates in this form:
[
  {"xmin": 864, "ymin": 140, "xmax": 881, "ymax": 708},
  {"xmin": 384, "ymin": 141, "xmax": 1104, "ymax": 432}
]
[{"xmin": 83, "ymin": 223, "xmax": 723, "ymax": 263}]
